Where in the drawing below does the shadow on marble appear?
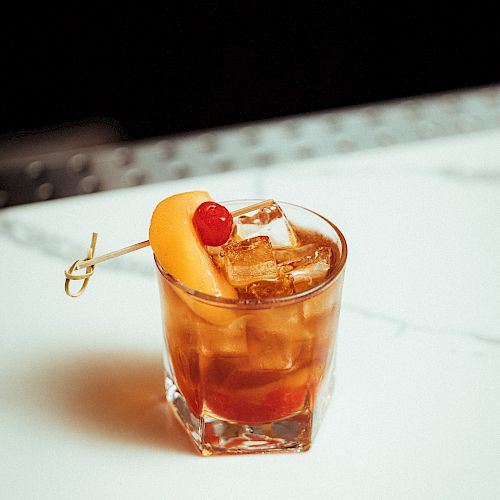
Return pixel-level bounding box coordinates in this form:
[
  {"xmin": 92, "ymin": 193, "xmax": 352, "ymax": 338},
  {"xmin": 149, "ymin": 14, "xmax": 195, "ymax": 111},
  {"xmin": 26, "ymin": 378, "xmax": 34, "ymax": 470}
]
[{"xmin": 30, "ymin": 350, "xmax": 194, "ymax": 455}]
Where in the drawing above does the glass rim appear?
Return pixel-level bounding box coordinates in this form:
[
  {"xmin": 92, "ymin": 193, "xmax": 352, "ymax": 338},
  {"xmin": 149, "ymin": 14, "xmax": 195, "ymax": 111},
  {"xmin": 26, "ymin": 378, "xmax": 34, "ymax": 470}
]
[{"xmin": 154, "ymin": 199, "xmax": 348, "ymax": 309}]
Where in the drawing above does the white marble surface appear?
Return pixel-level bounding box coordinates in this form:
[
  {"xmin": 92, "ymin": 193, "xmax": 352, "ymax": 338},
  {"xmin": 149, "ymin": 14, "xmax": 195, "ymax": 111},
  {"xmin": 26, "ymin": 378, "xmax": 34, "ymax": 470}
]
[{"xmin": 1, "ymin": 129, "xmax": 499, "ymax": 499}]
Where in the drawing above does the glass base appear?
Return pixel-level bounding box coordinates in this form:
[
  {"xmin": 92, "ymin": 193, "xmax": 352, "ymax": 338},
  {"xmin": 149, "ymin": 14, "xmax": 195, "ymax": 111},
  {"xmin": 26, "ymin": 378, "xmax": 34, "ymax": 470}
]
[{"xmin": 165, "ymin": 375, "xmax": 313, "ymax": 456}]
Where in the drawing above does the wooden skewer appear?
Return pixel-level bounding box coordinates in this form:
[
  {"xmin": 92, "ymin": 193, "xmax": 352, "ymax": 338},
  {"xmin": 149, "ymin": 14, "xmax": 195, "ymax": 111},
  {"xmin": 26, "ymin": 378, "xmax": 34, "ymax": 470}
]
[
  {"xmin": 229, "ymin": 199, "xmax": 274, "ymax": 218},
  {"xmin": 74, "ymin": 240, "xmax": 149, "ymax": 270},
  {"xmin": 73, "ymin": 199, "xmax": 274, "ymax": 271}
]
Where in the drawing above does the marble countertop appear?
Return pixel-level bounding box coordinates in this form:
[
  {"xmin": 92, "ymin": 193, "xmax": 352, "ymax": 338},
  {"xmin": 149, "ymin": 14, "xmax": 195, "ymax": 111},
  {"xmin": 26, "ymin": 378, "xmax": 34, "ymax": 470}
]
[{"xmin": 1, "ymin": 127, "xmax": 499, "ymax": 499}]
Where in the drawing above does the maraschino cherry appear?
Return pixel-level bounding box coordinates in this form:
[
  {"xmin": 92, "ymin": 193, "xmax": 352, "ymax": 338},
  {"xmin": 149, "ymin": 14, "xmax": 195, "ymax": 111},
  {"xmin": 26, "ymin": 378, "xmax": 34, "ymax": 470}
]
[{"xmin": 193, "ymin": 201, "xmax": 233, "ymax": 246}]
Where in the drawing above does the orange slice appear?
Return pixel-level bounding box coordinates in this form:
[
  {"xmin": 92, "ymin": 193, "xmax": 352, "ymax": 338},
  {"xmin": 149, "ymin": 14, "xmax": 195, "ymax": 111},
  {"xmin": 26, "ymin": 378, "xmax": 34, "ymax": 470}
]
[{"xmin": 150, "ymin": 191, "xmax": 238, "ymax": 323}]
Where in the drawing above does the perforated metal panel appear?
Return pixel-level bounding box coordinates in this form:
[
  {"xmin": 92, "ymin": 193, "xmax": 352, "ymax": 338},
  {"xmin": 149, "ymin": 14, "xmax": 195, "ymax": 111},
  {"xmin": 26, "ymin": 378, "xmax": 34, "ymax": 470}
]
[{"xmin": 1, "ymin": 85, "xmax": 500, "ymax": 208}]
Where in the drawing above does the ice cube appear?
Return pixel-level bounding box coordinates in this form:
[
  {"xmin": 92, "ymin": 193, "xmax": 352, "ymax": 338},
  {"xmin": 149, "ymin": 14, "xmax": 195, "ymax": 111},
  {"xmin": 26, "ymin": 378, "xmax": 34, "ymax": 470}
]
[
  {"xmin": 273, "ymin": 243, "xmax": 318, "ymax": 265},
  {"xmin": 247, "ymin": 303, "xmax": 314, "ymax": 342},
  {"xmin": 239, "ymin": 275, "xmax": 295, "ymax": 299},
  {"xmin": 302, "ymin": 273, "xmax": 343, "ymax": 319},
  {"xmin": 222, "ymin": 236, "xmax": 278, "ymax": 287},
  {"xmin": 246, "ymin": 326, "xmax": 304, "ymax": 370},
  {"xmin": 235, "ymin": 202, "xmax": 300, "ymax": 248},
  {"xmin": 198, "ymin": 315, "xmax": 248, "ymax": 357},
  {"xmin": 206, "ymin": 245, "xmax": 224, "ymax": 269},
  {"xmin": 285, "ymin": 246, "xmax": 332, "ymax": 292}
]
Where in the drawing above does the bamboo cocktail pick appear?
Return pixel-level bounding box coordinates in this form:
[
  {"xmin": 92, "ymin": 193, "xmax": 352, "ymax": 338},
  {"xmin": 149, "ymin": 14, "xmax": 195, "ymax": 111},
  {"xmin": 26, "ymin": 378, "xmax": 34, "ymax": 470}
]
[{"xmin": 64, "ymin": 199, "xmax": 275, "ymax": 298}]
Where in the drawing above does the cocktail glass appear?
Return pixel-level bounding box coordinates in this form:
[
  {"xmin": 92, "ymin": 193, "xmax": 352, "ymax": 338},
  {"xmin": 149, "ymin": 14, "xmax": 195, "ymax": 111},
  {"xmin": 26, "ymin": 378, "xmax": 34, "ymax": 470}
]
[{"xmin": 156, "ymin": 201, "xmax": 347, "ymax": 455}]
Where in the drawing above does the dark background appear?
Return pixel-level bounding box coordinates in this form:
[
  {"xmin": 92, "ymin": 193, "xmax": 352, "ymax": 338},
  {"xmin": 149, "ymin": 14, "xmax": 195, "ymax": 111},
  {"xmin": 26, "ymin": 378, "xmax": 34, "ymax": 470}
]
[{"xmin": 1, "ymin": 4, "xmax": 499, "ymax": 142}]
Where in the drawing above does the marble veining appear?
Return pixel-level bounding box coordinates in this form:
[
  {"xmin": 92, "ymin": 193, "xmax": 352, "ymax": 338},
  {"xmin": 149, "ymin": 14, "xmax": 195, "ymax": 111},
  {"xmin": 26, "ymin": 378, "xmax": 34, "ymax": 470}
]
[
  {"xmin": 0, "ymin": 217, "xmax": 153, "ymax": 277},
  {"xmin": 345, "ymin": 303, "xmax": 500, "ymax": 349}
]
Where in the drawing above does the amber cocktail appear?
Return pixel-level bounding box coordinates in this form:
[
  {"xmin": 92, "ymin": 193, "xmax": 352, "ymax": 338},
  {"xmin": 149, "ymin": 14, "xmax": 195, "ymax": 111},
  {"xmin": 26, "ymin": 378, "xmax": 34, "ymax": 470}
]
[{"xmin": 156, "ymin": 200, "xmax": 347, "ymax": 455}]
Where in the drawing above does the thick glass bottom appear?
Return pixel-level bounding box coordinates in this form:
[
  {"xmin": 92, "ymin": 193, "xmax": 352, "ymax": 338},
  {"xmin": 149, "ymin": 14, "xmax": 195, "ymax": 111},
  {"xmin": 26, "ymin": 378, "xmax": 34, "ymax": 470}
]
[{"xmin": 165, "ymin": 375, "xmax": 313, "ymax": 456}]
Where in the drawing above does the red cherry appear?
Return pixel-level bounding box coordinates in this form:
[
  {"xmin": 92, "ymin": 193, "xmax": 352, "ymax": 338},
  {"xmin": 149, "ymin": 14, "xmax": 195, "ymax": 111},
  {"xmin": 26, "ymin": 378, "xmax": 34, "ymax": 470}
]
[{"xmin": 192, "ymin": 201, "xmax": 233, "ymax": 246}]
